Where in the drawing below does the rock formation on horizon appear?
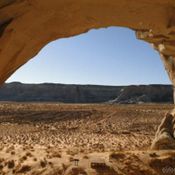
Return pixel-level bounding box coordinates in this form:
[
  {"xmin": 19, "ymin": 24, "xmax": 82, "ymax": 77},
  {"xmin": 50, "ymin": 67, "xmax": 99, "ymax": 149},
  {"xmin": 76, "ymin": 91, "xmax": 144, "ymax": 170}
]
[{"xmin": 0, "ymin": 83, "xmax": 173, "ymax": 103}]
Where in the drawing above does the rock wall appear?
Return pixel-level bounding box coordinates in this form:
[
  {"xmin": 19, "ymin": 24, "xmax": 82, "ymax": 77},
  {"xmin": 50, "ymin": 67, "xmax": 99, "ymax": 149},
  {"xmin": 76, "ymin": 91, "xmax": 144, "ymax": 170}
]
[
  {"xmin": 0, "ymin": 83, "xmax": 172, "ymax": 103},
  {"xmin": 0, "ymin": 0, "xmax": 175, "ymax": 90},
  {"xmin": 0, "ymin": 82, "xmax": 122, "ymax": 103}
]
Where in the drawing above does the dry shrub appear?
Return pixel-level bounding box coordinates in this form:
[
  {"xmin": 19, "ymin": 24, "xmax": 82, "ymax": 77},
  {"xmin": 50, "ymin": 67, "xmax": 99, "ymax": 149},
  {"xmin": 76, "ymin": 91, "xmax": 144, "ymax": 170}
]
[
  {"xmin": 17, "ymin": 165, "xmax": 31, "ymax": 173},
  {"xmin": 109, "ymin": 152, "xmax": 125, "ymax": 160},
  {"xmin": 0, "ymin": 158, "xmax": 4, "ymax": 163},
  {"xmin": 0, "ymin": 164, "xmax": 3, "ymax": 170},
  {"xmin": 26, "ymin": 152, "xmax": 33, "ymax": 157},
  {"xmin": 48, "ymin": 161, "xmax": 53, "ymax": 166},
  {"xmin": 11, "ymin": 151, "xmax": 15, "ymax": 155},
  {"xmin": 40, "ymin": 159, "xmax": 47, "ymax": 168},
  {"xmin": 149, "ymin": 152, "xmax": 158, "ymax": 158},
  {"xmin": 33, "ymin": 157, "xmax": 37, "ymax": 161},
  {"xmin": 19, "ymin": 155, "xmax": 27, "ymax": 162},
  {"xmin": 7, "ymin": 160, "xmax": 15, "ymax": 169},
  {"xmin": 83, "ymin": 155, "xmax": 89, "ymax": 159}
]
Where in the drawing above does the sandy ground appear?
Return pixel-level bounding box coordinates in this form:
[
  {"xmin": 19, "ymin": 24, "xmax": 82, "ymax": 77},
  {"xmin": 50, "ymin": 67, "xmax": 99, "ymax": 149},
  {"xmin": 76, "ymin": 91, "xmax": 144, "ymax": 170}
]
[{"xmin": 0, "ymin": 103, "xmax": 174, "ymax": 175}]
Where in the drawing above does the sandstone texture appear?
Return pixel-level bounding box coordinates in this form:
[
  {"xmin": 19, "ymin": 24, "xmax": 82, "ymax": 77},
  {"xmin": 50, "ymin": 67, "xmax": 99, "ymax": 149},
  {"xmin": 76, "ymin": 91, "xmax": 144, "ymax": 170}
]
[
  {"xmin": 0, "ymin": 0, "xmax": 175, "ymax": 86},
  {"xmin": 151, "ymin": 113, "xmax": 175, "ymax": 150}
]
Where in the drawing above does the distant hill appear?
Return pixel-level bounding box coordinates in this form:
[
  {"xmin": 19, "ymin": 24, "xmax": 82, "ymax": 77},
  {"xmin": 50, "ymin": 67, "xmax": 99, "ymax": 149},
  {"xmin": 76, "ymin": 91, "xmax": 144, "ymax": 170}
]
[
  {"xmin": 0, "ymin": 82, "xmax": 173, "ymax": 104},
  {"xmin": 108, "ymin": 85, "xmax": 173, "ymax": 104}
]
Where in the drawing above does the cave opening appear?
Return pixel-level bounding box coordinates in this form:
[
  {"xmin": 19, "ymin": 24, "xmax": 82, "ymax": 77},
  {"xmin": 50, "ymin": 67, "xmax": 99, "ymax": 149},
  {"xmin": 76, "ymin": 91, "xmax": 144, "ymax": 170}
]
[{"xmin": 6, "ymin": 27, "xmax": 170, "ymax": 86}]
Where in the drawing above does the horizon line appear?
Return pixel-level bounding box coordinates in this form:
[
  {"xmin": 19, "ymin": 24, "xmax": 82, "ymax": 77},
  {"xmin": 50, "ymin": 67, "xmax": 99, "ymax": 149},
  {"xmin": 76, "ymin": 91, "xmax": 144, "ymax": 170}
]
[{"xmin": 5, "ymin": 81, "xmax": 172, "ymax": 87}]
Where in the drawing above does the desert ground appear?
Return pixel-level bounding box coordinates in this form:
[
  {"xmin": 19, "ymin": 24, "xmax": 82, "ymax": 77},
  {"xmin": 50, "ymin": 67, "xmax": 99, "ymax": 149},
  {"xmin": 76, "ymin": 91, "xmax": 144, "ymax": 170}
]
[{"xmin": 0, "ymin": 103, "xmax": 174, "ymax": 175}]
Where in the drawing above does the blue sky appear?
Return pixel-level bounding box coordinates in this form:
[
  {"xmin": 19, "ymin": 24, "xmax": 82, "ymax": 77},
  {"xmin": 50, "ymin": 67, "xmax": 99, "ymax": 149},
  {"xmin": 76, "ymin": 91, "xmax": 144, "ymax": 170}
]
[{"xmin": 6, "ymin": 27, "xmax": 170, "ymax": 85}]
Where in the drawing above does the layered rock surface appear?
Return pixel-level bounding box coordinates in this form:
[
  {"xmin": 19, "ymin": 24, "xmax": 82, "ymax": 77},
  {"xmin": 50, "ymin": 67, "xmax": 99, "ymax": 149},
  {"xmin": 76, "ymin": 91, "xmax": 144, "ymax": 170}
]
[
  {"xmin": 0, "ymin": 0, "xmax": 175, "ymax": 85},
  {"xmin": 109, "ymin": 85, "xmax": 173, "ymax": 104},
  {"xmin": 0, "ymin": 82, "xmax": 173, "ymax": 103}
]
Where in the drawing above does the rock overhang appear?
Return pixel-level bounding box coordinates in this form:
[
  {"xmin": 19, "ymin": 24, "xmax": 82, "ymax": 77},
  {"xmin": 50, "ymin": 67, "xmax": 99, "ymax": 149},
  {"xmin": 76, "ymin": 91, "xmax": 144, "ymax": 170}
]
[{"xmin": 0, "ymin": 0, "xmax": 175, "ymax": 86}]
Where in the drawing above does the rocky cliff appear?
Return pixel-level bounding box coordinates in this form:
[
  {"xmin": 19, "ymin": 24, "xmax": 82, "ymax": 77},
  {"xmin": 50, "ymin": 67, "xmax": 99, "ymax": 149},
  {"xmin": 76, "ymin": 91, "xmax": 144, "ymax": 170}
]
[
  {"xmin": 109, "ymin": 85, "xmax": 173, "ymax": 104},
  {"xmin": 0, "ymin": 82, "xmax": 172, "ymax": 103}
]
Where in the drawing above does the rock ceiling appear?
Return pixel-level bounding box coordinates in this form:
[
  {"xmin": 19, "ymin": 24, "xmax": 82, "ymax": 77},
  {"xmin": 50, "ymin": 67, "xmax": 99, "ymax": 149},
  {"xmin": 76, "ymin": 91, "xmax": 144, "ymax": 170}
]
[{"xmin": 0, "ymin": 0, "xmax": 175, "ymax": 88}]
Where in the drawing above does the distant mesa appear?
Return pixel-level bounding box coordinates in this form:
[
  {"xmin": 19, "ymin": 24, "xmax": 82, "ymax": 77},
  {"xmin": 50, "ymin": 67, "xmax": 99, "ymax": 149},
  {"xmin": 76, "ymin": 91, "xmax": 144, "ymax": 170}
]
[
  {"xmin": 0, "ymin": 82, "xmax": 173, "ymax": 104},
  {"xmin": 108, "ymin": 85, "xmax": 173, "ymax": 104}
]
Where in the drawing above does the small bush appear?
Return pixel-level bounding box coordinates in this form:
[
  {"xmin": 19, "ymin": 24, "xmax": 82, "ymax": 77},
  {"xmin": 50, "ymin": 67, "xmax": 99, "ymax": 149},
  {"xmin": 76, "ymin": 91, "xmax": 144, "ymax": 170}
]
[
  {"xmin": 17, "ymin": 165, "xmax": 31, "ymax": 173},
  {"xmin": 7, "ymin": 160, "xmax": 15, "ymax": 169},
  {"xmin": 40, "ymin": 160, "xmax": 47, "ymax": 168},
  {"xmin": 109, "ymin": 152, "xmax": 125, "ymax": 160}
]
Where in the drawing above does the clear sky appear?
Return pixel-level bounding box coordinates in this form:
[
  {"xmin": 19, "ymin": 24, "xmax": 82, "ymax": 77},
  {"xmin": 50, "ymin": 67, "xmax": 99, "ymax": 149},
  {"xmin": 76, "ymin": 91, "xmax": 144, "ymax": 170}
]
[{"xmin": 6, "ymin": 27, "xmax": 171, "ymax": 86}]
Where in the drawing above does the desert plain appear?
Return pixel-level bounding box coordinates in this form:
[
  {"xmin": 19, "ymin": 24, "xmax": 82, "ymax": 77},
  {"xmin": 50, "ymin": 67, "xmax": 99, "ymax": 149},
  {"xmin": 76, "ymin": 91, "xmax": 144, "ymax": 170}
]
[{"xmin": 0, "ymin": 103, "xmax": 174, "ymax": 175}]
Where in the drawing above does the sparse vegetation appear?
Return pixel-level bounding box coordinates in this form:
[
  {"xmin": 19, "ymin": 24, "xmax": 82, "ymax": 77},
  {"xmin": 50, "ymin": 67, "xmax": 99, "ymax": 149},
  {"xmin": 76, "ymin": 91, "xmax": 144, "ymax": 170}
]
[
  {"xmin": 7, "ymin": 160, "xmax": 14, "ymax": 169},
  {"xmin": 17, "ymin": 165, "xmax": 31, "ymax": 173},
  {"xmin": 0, "ymin": 103, "xmax": 173, "ymax": 175},
  {"xmin": 20, "ymin": 155, "xmax": 27, "ymax": 162},
  {"xmin": 40, "ymin": 159, "xmax": 47, "ymax": 168},
  {"xmin": 83, "ymin": 155, "xmax": 89, "ymax": 159},
  {"xmin": 109, "ymin": 152, "xmax": 125, "ymax": 160},
  {"xmin": 26, "ymin": 151, "xmax": 33, "ymax": 157}
]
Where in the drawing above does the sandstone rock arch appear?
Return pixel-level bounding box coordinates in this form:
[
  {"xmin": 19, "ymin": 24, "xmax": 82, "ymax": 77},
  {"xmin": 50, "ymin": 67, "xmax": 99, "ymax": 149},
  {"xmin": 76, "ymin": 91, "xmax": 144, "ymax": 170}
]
[{"xmin": 1, "ymin": 0, "xmax": 175, "ymax": 149}]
